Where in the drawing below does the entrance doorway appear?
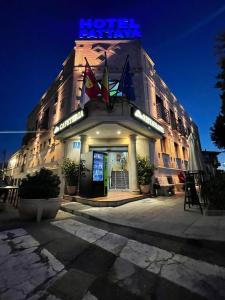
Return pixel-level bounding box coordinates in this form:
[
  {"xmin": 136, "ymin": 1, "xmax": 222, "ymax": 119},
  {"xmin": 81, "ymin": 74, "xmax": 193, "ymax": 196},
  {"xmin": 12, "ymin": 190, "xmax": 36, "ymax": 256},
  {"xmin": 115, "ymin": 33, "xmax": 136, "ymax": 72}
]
[{"xmin": 89, "ymin": 146, "xmax": 129, "ymax": 190}]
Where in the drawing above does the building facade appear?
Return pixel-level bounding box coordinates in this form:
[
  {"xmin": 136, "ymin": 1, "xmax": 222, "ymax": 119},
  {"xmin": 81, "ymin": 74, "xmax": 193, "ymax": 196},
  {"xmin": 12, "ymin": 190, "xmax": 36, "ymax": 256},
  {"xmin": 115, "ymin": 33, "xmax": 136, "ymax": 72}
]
[{"xmin": 7, "ymin": 40, "xmax": 200, "ymax": 194}]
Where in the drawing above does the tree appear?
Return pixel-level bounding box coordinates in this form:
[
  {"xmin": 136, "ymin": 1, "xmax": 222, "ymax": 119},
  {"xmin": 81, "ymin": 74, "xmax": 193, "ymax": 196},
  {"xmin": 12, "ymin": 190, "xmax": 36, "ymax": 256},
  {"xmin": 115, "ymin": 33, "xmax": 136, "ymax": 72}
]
[{"xmin": 211, "ymin": 32, "xmax": 225, "ymax": 149}]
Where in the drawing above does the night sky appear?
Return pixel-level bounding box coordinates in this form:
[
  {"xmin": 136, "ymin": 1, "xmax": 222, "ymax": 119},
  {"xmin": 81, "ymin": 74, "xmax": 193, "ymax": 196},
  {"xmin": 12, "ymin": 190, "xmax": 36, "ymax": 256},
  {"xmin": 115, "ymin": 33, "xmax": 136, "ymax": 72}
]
[{"xmin": 0, "ymin": 0, "xmax": 225, "ymax": 167}]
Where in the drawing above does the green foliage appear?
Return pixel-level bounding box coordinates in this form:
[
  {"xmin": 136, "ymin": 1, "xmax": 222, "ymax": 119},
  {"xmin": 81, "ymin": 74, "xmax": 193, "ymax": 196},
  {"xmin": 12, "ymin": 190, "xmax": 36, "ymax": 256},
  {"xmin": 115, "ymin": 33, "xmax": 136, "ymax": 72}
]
[
  {"xmin": 203, "ymin": 172, "xmax": 225, "ymax": 210},
  {"xmin": 211, "ymin": 114, "xmax": 225, "ymax": 149},
  {"xmin": 19, "ymin": 168, "xmax": 60, "ymax": 199},
  {"xmin": 211, "ymin": 32, "xmax": 225, "ymax": 149},
  {"xmin": 137, "ymin": 156, "xmax": 154, "ymax": 185},
  {"xmin": 61, "ymin": 158, "xmax": 79, "ymax": 186}
]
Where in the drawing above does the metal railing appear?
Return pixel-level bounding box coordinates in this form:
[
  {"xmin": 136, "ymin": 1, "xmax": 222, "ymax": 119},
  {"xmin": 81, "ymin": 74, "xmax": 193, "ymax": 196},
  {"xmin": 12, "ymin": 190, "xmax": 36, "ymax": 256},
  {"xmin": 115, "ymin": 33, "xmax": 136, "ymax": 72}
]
[
  {"xmin": 177, "ymin": 123, "xmax": 187, "ymax": 136},
  {"xmin": 156, "ymin": 103, "xmax": 170, "ymax": 124}
]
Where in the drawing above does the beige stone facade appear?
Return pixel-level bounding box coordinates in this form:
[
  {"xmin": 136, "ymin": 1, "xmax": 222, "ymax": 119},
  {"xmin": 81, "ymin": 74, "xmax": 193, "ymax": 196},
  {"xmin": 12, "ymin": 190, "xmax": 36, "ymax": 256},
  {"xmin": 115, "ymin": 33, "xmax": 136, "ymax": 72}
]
[{"xmin": 7, "ymin": 39, "xmax": 200, "ymax": 194}]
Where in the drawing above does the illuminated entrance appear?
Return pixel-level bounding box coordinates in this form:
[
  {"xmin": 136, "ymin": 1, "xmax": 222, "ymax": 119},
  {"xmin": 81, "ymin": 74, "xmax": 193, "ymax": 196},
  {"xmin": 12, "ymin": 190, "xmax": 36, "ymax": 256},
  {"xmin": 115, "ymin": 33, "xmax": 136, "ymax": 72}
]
[{"xmin": 89, "ymin": 146, "xmax": 129, "ymax": 190}]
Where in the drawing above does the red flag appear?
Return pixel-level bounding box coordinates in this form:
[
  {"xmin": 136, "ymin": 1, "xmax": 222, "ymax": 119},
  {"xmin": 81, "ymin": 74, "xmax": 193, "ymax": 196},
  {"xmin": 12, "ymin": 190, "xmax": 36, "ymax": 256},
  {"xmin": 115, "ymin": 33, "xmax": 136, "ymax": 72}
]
[
  {"xmin": 83, "ymin": 58, "xmax": 100, "ymax": 98},
  {"xmin": 101, "ymin": 52, "xmax": 109, "ymax": 104}
]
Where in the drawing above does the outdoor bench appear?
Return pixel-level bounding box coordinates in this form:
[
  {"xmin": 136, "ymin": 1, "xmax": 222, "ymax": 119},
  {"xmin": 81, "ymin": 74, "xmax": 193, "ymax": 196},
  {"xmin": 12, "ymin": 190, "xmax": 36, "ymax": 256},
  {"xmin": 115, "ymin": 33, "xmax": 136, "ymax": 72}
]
[{"xmin": 155, "ymin": 177, "xmax": 175, "ymax": 196}]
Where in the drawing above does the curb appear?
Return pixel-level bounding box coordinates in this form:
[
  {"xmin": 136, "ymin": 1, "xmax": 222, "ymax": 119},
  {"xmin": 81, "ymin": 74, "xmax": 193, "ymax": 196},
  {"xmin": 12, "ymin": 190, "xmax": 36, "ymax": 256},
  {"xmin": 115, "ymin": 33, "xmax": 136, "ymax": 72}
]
[{"xmin": 60, "ymin": 205, "xmax": 225, "ymax": 246}]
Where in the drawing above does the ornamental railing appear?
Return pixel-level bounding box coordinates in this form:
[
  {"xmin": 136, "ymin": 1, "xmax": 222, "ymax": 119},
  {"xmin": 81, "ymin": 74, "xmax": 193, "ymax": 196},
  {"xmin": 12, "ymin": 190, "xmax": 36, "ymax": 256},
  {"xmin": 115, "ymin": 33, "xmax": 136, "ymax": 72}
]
[
  {"xmin": 156, "ymin": 103, "xmax": 170, "ymax": 124},
  {"xmin": 177, "ymin": 123, "xmax": 187, "ymax": 136},
  {"xmin": 170, "ymin": 118, "xmax": 177, "ymax": 130}
]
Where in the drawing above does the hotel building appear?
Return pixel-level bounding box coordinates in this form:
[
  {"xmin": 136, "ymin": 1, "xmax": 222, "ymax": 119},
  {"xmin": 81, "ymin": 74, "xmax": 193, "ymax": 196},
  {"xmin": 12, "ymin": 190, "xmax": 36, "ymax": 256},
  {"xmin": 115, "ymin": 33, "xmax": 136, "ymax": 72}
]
[{"xmin": 7, "ymin": 39, "xmax": 200, "ymax": 195}]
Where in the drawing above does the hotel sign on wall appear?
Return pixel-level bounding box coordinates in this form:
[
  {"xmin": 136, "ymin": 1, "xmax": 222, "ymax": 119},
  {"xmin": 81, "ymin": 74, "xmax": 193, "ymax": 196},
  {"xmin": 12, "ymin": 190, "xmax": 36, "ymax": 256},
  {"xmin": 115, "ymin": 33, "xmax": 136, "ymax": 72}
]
[
  {"xmin": 54, "ymin": 109, "xmax": 86, "ymax": 135},
  {"xmin": 79, "ymin": 18, "xmax": 141, "ymax": 39},
  {"xmin": 132, "ymin": 109, "xmax": 165, "ymax": 134}
]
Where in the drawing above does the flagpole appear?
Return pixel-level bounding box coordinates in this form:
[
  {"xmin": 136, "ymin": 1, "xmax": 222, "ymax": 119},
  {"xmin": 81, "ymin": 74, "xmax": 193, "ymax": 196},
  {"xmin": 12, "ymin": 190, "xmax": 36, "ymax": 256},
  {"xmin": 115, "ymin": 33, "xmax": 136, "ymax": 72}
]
[
  {"xmin": 104, "ymin": 52, "xmax": 111, "ymax": 109},
  {"xmin": 116, "ymin": 55, "xmax": 129, "ymax": 98}
]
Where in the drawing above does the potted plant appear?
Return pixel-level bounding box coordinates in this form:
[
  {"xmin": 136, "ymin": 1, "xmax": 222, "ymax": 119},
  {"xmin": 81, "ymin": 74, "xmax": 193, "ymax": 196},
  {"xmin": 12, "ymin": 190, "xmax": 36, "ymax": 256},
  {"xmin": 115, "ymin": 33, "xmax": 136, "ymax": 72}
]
[
  {"xmin": 137, "ymin": 156, "xmax": 155, "ymax": 194},
  {"xmin": 18, "ymin": 168, "xmax": 60, "ymax": 222},
  {"xmin": 62, "ymin": 158, "xmax": 79, "ymax": 195}
]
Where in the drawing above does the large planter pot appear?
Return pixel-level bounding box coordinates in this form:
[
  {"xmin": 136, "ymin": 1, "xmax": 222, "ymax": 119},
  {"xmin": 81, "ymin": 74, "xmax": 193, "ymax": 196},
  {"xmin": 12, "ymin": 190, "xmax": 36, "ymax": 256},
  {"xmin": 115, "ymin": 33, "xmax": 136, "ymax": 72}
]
[
  {"xmin": 140, "ymin": 184, "xmax": 150, "ymax": 194},
  {"xmin": 67, "ymin": 185, "xmax": 77, "ymax": 195},
  {"xmin": 19, "ymin": 198, "xmax": 60, "ymax": 222}
]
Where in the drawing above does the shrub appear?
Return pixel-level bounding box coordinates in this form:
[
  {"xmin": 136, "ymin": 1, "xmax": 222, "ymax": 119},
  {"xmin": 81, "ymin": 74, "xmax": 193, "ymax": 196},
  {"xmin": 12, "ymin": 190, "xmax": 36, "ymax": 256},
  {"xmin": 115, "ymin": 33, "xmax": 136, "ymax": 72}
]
[
  {"xmin": 203, "ymin": 171, "xmax": 225, "ymax": 210},
  {"xmin": 19, "ymin": 168, "xmax": 60, "ymax": 199},
  {"xmin": 137, "ymin": 156, "xmax": 155, "ymax": 185},
  {"xmin": 61, "ymin": 158, "xmax": 79, "ymax": 186}
]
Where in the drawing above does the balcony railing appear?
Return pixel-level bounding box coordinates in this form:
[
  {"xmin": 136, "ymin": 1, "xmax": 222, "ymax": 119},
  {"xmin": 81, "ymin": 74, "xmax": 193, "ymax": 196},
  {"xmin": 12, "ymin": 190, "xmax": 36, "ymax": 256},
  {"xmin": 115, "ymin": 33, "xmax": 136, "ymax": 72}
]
[
  {"xmin": 170, "ymin": 119, "xmax": 187, "ymax": 136},
  {"xmin": 156, "ymin": 104, "xmax": 170, "ymax": 124},
  {"xmin": 177, "ymin": 123, "xmax": 187, "ymax": 136},
  {"xmin": 176, "ymin": 158, "xmax": 182, "ymax": 169},
  {"xmin": 162, "ymin": 153, "xmax": 170, "ymax": 168},
  {"xmin": 184, "ymin": 160, "xmax": 188, "ymax": 170}
]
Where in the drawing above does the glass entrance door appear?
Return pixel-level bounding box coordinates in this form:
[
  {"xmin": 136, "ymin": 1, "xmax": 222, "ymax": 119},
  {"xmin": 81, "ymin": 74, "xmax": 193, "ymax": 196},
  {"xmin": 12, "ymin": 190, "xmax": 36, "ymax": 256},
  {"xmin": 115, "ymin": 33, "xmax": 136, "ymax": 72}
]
[
  {"xmin": 108, "ymin": 152, "xmax": 129, "ymax": 190},
  {"xmin": 89, "ymin": 146, "xmax": 129, "ymax": 190}
]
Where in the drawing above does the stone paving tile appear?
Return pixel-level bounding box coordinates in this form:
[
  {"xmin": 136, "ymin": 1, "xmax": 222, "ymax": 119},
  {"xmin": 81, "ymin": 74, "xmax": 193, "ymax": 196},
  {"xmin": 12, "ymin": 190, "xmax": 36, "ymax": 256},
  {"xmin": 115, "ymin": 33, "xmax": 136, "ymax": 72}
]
[
  {"xmin": 53, "ymin": 219, "xmax": 108, "ymax": 243},
  {"xmin": 52, "ymin": 218, "xmax": 225, "ymax": 300},
  {"xmin": 0, "ymin": 228, "xmax": 65, "ymax": 300},
  {"xmin": 71, "ymin": 244, "xmax": 115, "ymax": 277},
  {"xmin": 48, "ymin": 268, "xmax": 96, "ymax": 300},
  {"xmin": 94, "ymin": 232, "xmax": 128, "ymax": 255}
]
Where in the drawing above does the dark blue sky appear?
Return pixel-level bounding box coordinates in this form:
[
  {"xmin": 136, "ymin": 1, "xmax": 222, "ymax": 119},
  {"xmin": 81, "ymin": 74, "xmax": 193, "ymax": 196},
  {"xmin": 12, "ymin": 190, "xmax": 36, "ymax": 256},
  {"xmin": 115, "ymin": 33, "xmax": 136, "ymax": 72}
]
[{"xmin": 0, "ymin": 0, "xmax": 225, "ymax": 166}]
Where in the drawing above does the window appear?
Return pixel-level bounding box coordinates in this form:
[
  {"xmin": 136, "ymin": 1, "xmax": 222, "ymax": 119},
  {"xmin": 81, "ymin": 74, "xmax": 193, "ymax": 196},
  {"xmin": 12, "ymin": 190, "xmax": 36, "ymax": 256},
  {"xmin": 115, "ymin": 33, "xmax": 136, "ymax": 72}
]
[
  {"xmin": 170, "ymin": 110, "xmax": 177, "ymax": 130},
  {"xmin": 160, "ymin": 137, "xmax": 167, "ymax": 153},
  {"xmin": 35, "ymin": 120, "xmax": 39, "ymax": 130},
  {"xmin": 178, "ymin": 117, "xmax": 186, "ymax": 135},
  {"xmin": 174, "ymin": 143, "xmax": 179, "ymax": 158},
  {"xmin": 182, "ymin": 147, "xmax": 187, "ymax": 160},
  {"xmin": 60, "ymin": 101, "xmax": 64, "ymax": 110},
  {"xmin": 40, "ymin": 108, "xmax": 49, "ymax": 129},
  {"xmin": 156, "ymin": 96, "xmax": 170, "ymax": 123},
  {"xmin": 187, "ymin": 127, "xmax": 191, "ymax": 136}
]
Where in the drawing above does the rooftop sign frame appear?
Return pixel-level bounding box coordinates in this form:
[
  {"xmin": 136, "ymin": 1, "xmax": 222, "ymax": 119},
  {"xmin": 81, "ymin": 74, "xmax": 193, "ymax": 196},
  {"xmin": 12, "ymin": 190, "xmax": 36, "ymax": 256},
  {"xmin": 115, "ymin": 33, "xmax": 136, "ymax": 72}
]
[{"xmin": 79, "ymin": 18, "xmax": 141, "ymax": 39}]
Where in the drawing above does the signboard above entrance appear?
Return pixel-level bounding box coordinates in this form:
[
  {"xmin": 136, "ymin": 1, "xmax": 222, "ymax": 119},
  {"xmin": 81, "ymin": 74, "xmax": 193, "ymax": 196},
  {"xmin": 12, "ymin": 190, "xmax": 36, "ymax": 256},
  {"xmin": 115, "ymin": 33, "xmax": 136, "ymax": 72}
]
[
  {"xmin": 132, "ymin": 108, "xmax": 165, "ymax": 134},
  {"xmin": 79, "ymin": 18, "xmax": 141, "ymax": 39},
  {"xmin": 54, "ymin": 109, "xmax": 86, "ymax": 135}
]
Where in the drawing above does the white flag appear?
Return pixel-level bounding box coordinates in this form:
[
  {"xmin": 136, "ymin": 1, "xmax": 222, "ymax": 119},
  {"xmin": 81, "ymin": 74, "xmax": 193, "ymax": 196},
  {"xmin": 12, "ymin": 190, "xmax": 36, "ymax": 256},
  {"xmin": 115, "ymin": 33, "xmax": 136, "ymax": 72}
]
[{"xmin": 80, "ymin": 80, "xmax": 90, "ymax": 108}]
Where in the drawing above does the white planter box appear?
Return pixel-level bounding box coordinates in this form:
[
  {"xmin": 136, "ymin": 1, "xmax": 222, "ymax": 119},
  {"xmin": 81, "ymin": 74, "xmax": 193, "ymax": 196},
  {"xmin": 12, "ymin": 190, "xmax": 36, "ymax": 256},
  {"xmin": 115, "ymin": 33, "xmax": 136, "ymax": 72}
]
[{"xmin": 19, "ymin": 198, "xmax": 60, "ymax": 222}]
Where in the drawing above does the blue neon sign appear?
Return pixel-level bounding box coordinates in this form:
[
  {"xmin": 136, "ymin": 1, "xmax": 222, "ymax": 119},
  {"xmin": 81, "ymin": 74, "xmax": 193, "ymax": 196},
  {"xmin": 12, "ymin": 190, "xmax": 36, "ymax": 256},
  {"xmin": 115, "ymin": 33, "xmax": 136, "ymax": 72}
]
[{"xmin": 79, "ymin": 18, "xmax": 141, "ymax": 39}]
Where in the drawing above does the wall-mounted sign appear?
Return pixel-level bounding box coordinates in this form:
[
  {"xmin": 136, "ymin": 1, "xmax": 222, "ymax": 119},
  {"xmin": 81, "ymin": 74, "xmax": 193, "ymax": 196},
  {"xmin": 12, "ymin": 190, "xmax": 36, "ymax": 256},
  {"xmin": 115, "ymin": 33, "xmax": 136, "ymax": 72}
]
[
  {"xmin": 132, "ymin": 108, "xmax": 165, "ymax": 134},
  {"xmin": 54, "ymin": 109, "xmax": 86, "ymax": 135},
  {"xmin": 73, "ymin": 141, "xmax": 81, "ymax": 149},
  {"xmin": 79, "ymin": 18, "xmax": 141, "ymax": 39}
]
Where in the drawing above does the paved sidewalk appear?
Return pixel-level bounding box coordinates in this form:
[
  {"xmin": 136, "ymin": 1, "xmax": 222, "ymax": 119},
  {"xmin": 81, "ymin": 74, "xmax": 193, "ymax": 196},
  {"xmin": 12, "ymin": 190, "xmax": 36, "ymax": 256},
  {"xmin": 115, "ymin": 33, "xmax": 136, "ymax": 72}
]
[{"xmin": 62, "ymin": 195, "xmax": 225, "ymax": 242}]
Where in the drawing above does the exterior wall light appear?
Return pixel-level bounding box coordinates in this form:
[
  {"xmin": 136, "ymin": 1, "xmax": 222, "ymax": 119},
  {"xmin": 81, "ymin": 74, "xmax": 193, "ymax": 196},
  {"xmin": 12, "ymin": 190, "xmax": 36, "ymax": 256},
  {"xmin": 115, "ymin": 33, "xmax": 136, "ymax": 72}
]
[
  {"xmin": 117, "ymin": 130, "xmax": 121, "ymax": 135},
  {"xmin": 96, "ymin": 131, "xmax": 100, "ymax": 135}
]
